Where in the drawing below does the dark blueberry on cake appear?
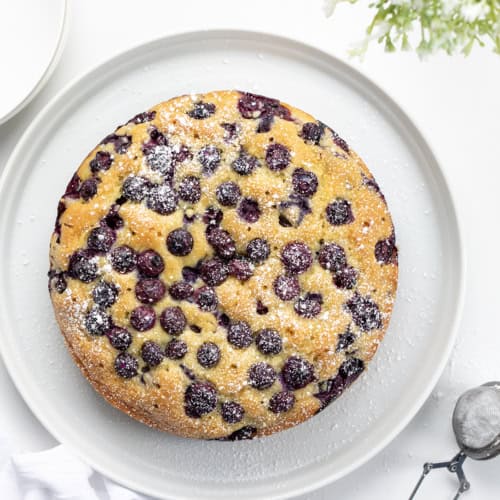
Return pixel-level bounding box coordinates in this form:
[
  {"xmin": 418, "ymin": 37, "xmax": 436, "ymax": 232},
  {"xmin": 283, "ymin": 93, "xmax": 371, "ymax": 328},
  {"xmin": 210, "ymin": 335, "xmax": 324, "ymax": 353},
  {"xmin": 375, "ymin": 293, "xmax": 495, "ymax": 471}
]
[
  {"xmin": 255, "ymin": 329, "xmax": 282, "ymax": 355},
  {"xmin": 197, "ymin": 342, "xmax": 221, "ymax": 368},
  {"xmin": 256, "ymin": 300, "xmax": 269, "ymax": 315},
  {"xmin": 339, "ymin": 357, "xmax": 364, "ymax": 384},
  {"xmin": 165, "ymin": 339, "xmax": 188, "ymax": 360},
  {"xmin": 85, "ymin": 306, "xmax": 112, "ymax": 336},
  {"xmin": 333, "ymin": 266, "xmax": 358, "ymax": 290},
  {"xmin": 292, "ymin": 168, "xmax": 318, "ymax": 197},
  {"xmin": 325, "ymin": 125, "xmax": 350, "ymax": 153},
  {"xmin": 198, "ymin": 145, "xmax": 221, "ymax": 176},
  {"xmin": 248, "ymin": 362, "xmax": 276, "ymax": 390},
  {"xmin": 79, "ymin": 178, "xmax": 98, "ymax": 201},
  {"xmin": 221, "ymin": 401, "xmax": 244, "ymax": 424},
  {"xmin": 217, "ymin": 312, "xmax": 230, "ymax": 328},
  {"xmin": 92, "ymin": 281, "xmax": 118, "ymax": 308},
  {"xmin": 50, "ymin": 272, "xmax": 67, "ymax": 294},
  {"xmin": 106, "ymin": 327, "xmax": 132, "ymax": 351},
  {"xmin": 168, "ymin": 281, "xmax": 193, "ymax": 301},
  {"xmin": 110, "ymin": 245, "xmax": 137, "ymax": 274},
  {"xmin": 178, "ymin": 175, "xmax": 201, "ymax": 203},
  {"xmin": 315, "ymin": 375, "xmax": 345, "ymax": 409},
  {"xmin": 375, "ymin": 233, "xmax": 397, "ymax": 265},
  {"xmin": 141, "ymin": 341, "xmax": 164, "ymax": 367},
  {"xmin": 187, "ymin": 101, "xmax": 216, "ymax": 119},
  {"xmin": 346, "ymin": 293, "xmax": 382, "ymax": 331},
  {"xmin": 137, "ymin": 249, "xmax": 164, "ymax": 277},
  {"xmin": 101, "ymin": 134, "xmax": 132, "ymax": 154},
  {"xmin": 202, "ymin": 208, "xmax": 223, "ymax": 233},
  {"xmin": 127, "ymin": 110, "xmax": 156, "ymax": 124},
  {"xmin": 130, "ymin": 305, "xmax": 156, "ymax": 331},
  {"xmin": 68, "ymin": 249, "xmax": 98, "ymax": 283},
  {"xmin": 160, "ymin": 306, "xmax": 187, "ymax": 335},
  {"xmin": 87, "ymin": 226, "xmax": 116, "ymax": 253},
  {"xmin": 294, "ymin": 292, "xmax": 323, "ymax": 318},
  {"xmin": 207, "ymin": 228, "xmax": 236, "ymax": 259},
  {"xmin": 200, "ymin": 258, "xmax": 229, "ymax": 286},
  {"xmin": 89, "ymin": 151, "xmax": 113, "ymax": 172},
  {"xmin": 281, "ymin": 241, "xmax": 312, "ymax": 275},
  {"xmin": 216, "ymin": 181, "xmax": 241, "ymax": 207},
  {"xmin": 273, "ymin": 275, "xmax": 300, "ymax": 301},
  {"xmin": 228, "ymin": 258, "xmax": 254, "ymax": 281},
  {"xmin": 103, "ymin": 205, "xmax": 124, "ymax": 230},
  {"xmin": 318, "ymin": 243, "xmax": 347, "ymax": 272},
  {"xmin": 114, "ymin": 352, "xmax": 138, "ymax": 378},
  {"xmin": 326, "ymin": 199, "xmax": 354, "ymax": 226},
  {"xmin": 238, "ymin": 198, "xmax": 261, "ymax": 223},
  {"xmin": 269, "ymin": 391, "xmax": 295, "ymax": 413},
  {"xmin": 146, "ymin": 184, "xmax": 178, "ymax": 215},
  {"xmin": 184, "ymin": 381, "xmax": 217, "ymax": 418},
  {"xmin": 282, "ymin": 356, "xmax": 315, "ymax": 390},
  {"xmin": 182, "ymin": 266, "xmax": 200, "ymax": 283},
  {"xmin": 232, "ymin": 150, "xmax": 260, "ymax": 175},
  {"xmin": 221, "ymin": 122, "xmax": 239, "ymax": 142},
  {"xmin": 135, "ymin": 278, "xmax": 166, "ymax": 304},
  {"xmin": 227, "ymin": 321, "xmax": 253, "ymax": 349},
  {"xmin": 64, "ymin": 173, "xmax": 81, "ymax": 198},
  {"xmin": 300, "ymin": 122, "xmax": 323, "ymax": 145},
  {"xmin": 122, "ymin": 176, "xmax": 150, "ymax": 202},
  {"xmin": 166, "ymin": 228, "xmax": 194, "ymax": 256},
  {"xmin": 266, "ymin": 143, "xmax": 291, "ymax": 171},
  {"xmin": 246, "ymin": 238, "xmax": 270, "ymax": 263},
  {"xmin": 336, "ymin": 329, "xmax": 356, "ymax": 352},
  {"xmin": 237, "ymin": 92, "xmax": 291, "ymax": 122},
  {"xmin": 221, "ymin": 426, "xmax": 257, "ymax": 441}
]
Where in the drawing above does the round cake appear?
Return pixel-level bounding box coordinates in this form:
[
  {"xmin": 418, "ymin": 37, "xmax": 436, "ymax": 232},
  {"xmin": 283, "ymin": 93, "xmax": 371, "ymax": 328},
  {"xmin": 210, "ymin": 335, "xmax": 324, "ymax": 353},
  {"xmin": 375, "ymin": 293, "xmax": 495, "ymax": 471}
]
[{"xmin": 48, "ymin": 90, "xmax": 398, "ymax": 440}]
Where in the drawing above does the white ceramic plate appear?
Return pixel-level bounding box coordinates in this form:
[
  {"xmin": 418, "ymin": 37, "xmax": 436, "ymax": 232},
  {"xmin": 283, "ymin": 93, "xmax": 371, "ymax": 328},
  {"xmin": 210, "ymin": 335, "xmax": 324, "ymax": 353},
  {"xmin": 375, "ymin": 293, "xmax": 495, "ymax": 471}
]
[
  {"xmin": 0, "ymin": 0, "xmax": 67, "ymax": 125},
  {"xmin": 0, "ymin": 31, "xmax": 464, "ymax": 499}
]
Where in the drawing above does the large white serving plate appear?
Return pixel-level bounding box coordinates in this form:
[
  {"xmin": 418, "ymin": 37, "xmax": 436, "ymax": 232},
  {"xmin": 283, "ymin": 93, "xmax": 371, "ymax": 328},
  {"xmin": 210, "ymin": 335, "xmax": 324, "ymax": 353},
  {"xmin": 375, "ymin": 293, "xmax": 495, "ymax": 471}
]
[{"xmin": 0, "ymin": 31, "xmax": 464, "ymax": 499}]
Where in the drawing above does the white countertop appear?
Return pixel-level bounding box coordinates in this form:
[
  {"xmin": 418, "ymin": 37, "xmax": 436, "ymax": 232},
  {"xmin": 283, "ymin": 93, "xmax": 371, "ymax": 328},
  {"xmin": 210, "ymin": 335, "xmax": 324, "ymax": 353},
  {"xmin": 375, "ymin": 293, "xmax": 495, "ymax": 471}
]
[{"xmin": 1, "ymin": 1, "xmax": 499, "ymax": 498}]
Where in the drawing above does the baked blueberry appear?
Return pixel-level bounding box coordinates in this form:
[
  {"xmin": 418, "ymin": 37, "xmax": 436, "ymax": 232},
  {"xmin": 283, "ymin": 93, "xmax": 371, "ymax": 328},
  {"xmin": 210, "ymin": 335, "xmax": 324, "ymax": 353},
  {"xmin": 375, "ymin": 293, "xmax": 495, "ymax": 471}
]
[
  {"xmin": 273, "ymin": 275, "xmax": 300, "ymax": 301},
  {"xmin": 318, "ymin": 243, "xmax": 347, "ymax": 272},
  {"xmin": 200, "ymin": 258, "xmax": 229, "ymax": 286},
  {"xmin": 160, "ymin": 306, "xmax": 186, "ymax": 335},
  {"xmin": 294, "ymin": 292, "xmax": 323, "ymax": 318},
  {"xmin": 127, "ymin": 110, "xmax": 156, "ymax": 124},
  {"xmin": 216, "ymin": 181, "xmax": 241, "ymax": 206},
  {"xmin": 292, "ymin": 168, "xmax": 318, "ymax": 197},
  {"xmin": 184, "ymin": 381, "xmax": 217, "ymax": 418},
  {"xmin": 346, "ymin": 293, "xmax": 382, "ymax": 331},
  {"xmin": 266, "ymin": 143, "xmax": 290, "ymax": 171},
  {"xmin": 238, "ymin": 198, "xmax": 260, "ymax": 223},
  {"xmin": 198, "ymin": 145, "xmax": 221, "ymax": 176},
  {"xmin": 336, "ymin": 329, "xmax": 356, "ymax": 352},
  {"xmin": 92, "ymin": 281, "xmax": 118, "ymax": 308},
  {"xmin": 255, "ymin": 329, "xmax": 282, "ymax": 355},
  {"xmin": 130, "ymin": 305, "xmax": 156, "ymax": 331},
  {"xmin": 168, "ymin": 281, "xmax": 193, "ymax": 301},
  {"xmin": 375, "ymin": 233, "xmax": 397, "ymax": 264},
  {"xmin": 326, "ymin": 199, "xmax": 354, "ymax": 226},
  {"xmin": 68, "ymin": 249, "xmax": 98, "ymax": 283},
  {"xmin": 80, "ymin": 178, "xmax": 98, "ymax": 201},
  {"xmin": 333, "ymin": 266, "xmax": 357, "ymax": 289},
  {"xmin": 89, "ymin": 151, "xmax": 113, "ymax": 172},
  {"xmin": 106, "ymin": 327, "xmax": 132, "ymax": 351},
  {"xmin": 137, "ymin": 250, "xmax": 164, "ymax": 277},
  {"xmin": 114, "ymin": 352, "xmax": 138, "ymax": 378},
  {"xmin": 87, "ymin": 226, "xmax": 116, "ymax": 253},
  {"xmin": 207, "ymin": 228, "xmax": 236, "ymax": 259},
  {"xmin": 248, "ymin": 362, "xmax": 276, "ymax": 390},
  {"xmin": 232, "ymin": 150, "xmax": 260, "ymax": 176},
  {"xmin": 135, "ymin": 278, "xmax": 166, "ymax": 304},
  {"xmin": 187, "ymin": 101, "xmax": 216, "ymax": 119},
  {"xmin": 146, "ymin": 184, "xmax": 178, "ymax": 215},
  {"xmin": 110, "ymin": 245, "xmax": 137, "ymax": 274},
  {"xmin": 103, "ymin": 205, "xmax": 123, "ymax": 230},
  {"xmin": 282, "ymin": 356, "xmax": 315, "ymax": 390},
  {"xmin": 228, "ymin": 258, "xmax": 254, "ymax": 281},
  {"xmin": 178, "ymin": 176, "xmax": 201, "ymax": 203},
  {"xmin": 269, "ymin": 391, "xmax": 295, "ymax": 413},
  {"xmin": 165, "ymin": 339, "xmax": 188, "ymax": 360},
  {"xmin": 194, "ymin": 286, "xmax": 218, "ymax": 311},
  {"xmin": 85, "ymin": 306, "xmax": 112, "ymax": 336},
  {"xmin": 281, "ymin": 241, "xmax": 312, "ymax": 275},
  {"xmin": 246, "ymin": 238, "xmax": 270, "ymax": 263},
  {"xmin": 227, "ymin": 321, "xmax": 253, "ymax": 348},
  {"xmin": 202, "ymin": 206, "xmax": 223, "ymax": 228},
  {"xmin": 339, "ymin": 357, "xmax": 364, "ymax": 384},
  {"xmin": 300, "ymin": 122, "xmax": 323, "ymax": 144},
  {"xmin": 122, "ymin": 176, "xmax": 150, "ymax": 202},
  {"xmin": 197, "ymin": 342, "xmax": 220, "ymax": 368},
  {"xmin": 221, "ymin": 401, "xmax": 244, "ymax": 424},
  {"xmin": 166, "ymin": 228, "xmax": 193, "ymax": 256},
  {"xmin": 101, "ymin": 134, "xmax": 132, "ymax": 154},
  {"xmin": 141, "ymin": 341, "xmax": 164, "ymax": 367}
]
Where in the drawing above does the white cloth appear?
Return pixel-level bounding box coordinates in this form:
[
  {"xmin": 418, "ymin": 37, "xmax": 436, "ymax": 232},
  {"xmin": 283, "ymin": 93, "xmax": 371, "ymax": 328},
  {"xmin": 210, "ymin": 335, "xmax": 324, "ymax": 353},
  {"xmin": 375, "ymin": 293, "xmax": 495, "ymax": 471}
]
[{"xmin": 0, "ymin": 440, "xmax": 151, "ymax": 500}]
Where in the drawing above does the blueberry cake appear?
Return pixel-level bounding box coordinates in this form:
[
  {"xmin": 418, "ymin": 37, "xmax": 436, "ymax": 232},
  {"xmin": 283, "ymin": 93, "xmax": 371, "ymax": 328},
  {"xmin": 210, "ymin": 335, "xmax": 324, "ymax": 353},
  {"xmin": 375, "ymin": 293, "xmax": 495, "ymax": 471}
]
[{"xmin": 48, "ymin": 90, "xmax": 398, "ymax": 440}]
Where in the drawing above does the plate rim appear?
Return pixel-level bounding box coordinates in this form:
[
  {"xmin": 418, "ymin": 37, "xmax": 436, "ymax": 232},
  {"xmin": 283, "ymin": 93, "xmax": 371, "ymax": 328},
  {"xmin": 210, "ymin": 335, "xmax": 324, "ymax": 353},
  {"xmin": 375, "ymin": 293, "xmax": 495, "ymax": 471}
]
[
  {"xmin": 0, "ymin": 0, "xmax": 69, "ymax": 125},
  {"xmin": 0, "ymin": 28, "xmax": 466, "ymax": 499}
]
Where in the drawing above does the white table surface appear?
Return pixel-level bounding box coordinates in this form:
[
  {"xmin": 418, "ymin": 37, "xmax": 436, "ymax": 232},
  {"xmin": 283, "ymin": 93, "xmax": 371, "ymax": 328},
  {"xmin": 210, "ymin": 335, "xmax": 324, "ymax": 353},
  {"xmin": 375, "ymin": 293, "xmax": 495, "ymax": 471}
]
[{"xmin": 1, "ymin": 1, "xmax": 499, "ymax": 498}]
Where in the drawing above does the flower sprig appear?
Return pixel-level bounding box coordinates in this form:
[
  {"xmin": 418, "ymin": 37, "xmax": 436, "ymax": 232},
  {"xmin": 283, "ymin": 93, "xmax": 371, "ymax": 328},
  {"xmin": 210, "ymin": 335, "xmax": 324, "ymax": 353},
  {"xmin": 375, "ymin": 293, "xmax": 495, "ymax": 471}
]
[{"xmin": 324, "ymin": 0, "xmax": 500, "ymax": 56}]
